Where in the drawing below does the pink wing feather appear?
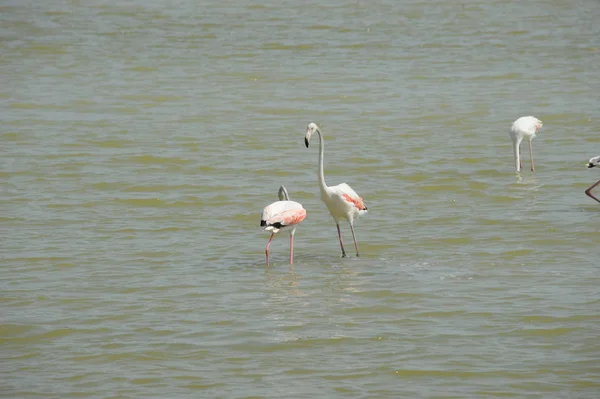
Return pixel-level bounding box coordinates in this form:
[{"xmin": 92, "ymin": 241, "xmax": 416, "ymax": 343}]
[
  {"xmin": 261, "ymin": 200, "xmax": 306, "ymax": 232},
  {"xmin": 337, "ymin": 183, "xmax": 367, "ymax": 211}
]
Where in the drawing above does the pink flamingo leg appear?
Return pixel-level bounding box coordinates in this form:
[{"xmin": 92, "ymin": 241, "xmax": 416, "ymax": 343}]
[
  {"xmin": 585, "ymin": 180, "xmax": 600, "ymax": 204},
  {"xmin": 289, "ymin": 233, "xmax": 294, "ymax": 265},
  {"xmin": 265, "ymin": 233, "xmax": 274, "ymax": 266},
  {"xmin": 336, "ymin": 224, "xmax": 347, "ymax": 258},
  {"xmin": 349, "ymin": 223, "xmax": 360, "ymax": 257},
  {"xmin": 529, "ymin": 141, "xmax": 534, "ymax": 171}
]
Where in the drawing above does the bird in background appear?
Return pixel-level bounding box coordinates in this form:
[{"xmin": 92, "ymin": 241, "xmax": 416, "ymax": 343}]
[
  {"xmin": 585, "ymin": 156, "xmax": 600, "ymax": 204},
  {"xmin": 260, "ymin": 186, "xmax": 306, "ymax": 266},
  {"xmin": 305, "ymin": 122, "xmax": 368, "ymax": 258},
  {"xmin": 509, "ymin": 116, "xmax": 543, "ymax": 172}
]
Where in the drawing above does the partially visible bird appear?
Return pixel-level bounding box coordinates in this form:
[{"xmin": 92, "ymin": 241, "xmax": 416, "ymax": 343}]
[
  {"xmin": 509, "ymin": 116, "xmax": 543, "ymax": 172},
  {"xmin": 260, "ymin": 186, "xmax": 306, "ymax": 266},
  {"xmin": 585, "ymin": 156, "xmax": 600, "ymax": 204},
  {"xmin": 305, "ymin": 122, "xmax": 368, "ymax": 258}
]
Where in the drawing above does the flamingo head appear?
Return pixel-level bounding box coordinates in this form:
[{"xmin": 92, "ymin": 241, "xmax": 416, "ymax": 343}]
[
  {"xmin": 588, "ymin": 156, "xmax": 600, "ymax": 168},
  {"xmin": 305, "ymin": 122, "xmax": 320, "ymax": 148}
]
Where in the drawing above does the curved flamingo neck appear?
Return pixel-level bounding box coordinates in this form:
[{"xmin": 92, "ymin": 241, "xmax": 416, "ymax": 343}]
[
  {"xmin": 512, "ymin": 137, "xmax": 521, "ymax": 172},
  {"xmin": 316, "ymin": 130, "xmax": 328, "ymax": 195}
]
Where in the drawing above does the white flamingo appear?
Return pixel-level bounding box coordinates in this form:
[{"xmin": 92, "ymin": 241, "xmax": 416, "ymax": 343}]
[
  {"xmin": 509, "ymin": 116, "xmax": 543, "ymax": 172},
  {"xmin": 260, "ymin": 186, "xmax": 306, "ymax": 266},
  {"xmin": 305, "ymin": 122, "xmax": 368, "ymax": 258},
  {"xmin": 585, "ymin": 156, "xmax": 600, "ymax": 204}
]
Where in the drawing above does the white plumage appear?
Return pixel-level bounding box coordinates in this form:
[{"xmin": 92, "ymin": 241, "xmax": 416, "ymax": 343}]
[
  {"xmin": 260, "ymin": 186, "xmax": 306, "ymax": 265},
  {"xmin": 305, "ymin": 122, "xmax": 368, "ymax": 258},
  {"xmin": 587, "ymin": 156, "xmax": 600, "ymax": 168},
  {"xmin": 320, "ymin": 183, "xmax": 368, "ymax": 224},
  {"xmin": 509, "ymin": 116, "xmax": 543, "ymax": 172}
]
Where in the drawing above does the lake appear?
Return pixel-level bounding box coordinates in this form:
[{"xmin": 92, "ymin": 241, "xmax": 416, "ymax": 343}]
[{"xmin": 2, "ymin": 0, "xmax": 599, "ymax": 397}]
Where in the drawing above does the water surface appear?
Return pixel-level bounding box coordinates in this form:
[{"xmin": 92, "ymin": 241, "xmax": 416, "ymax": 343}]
[{"xmin": 2, "ymin": 0, "xmax": 600, "ymax": 398}]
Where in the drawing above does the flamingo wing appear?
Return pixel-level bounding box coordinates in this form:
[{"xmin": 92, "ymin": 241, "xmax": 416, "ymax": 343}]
[
  {"xmin": 334, "ymin": 183, "xmax": 368, "ymax": 212},
  {"xmin": 261, "ymin": 201, "xmax": 306, "ymax": 233}
]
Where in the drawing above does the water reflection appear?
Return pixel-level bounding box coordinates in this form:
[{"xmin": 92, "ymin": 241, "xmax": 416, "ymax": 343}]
[
  {"xmin": 265, "ymin": 262, "xmax": 301, "ymax": 292},
  {"xmin": 514, "ymin": 173, "xmax": 539, "ymax": 190}
]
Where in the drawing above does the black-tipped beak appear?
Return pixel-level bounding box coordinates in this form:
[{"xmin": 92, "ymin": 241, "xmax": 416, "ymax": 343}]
[
  {"xmin": 588, "ymin": 163, "xmax": 596, "ymax": 168},
  {"xmin": 305, "ymin": 137, "xmax": 309, "ymax": 148}
]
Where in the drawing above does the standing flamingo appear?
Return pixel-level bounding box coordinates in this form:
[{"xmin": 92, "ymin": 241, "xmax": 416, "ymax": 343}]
[
  {"xmin": 509, "ymin": 116, "xmax": 543, "ymax": 172},
  {"xmin": 260, "ymin": 186, "xmax": 306, "ymax": 266},
  {"xmin": 305, "ymin": 122, "xmax": 368, "ymax": 258},
  {"xmin": 585, "ymin": 156, "xmax": 600, "ymax": 204}
]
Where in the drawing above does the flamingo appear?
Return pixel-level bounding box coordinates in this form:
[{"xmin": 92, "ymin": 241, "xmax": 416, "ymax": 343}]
[
  {"xmin": 509, "ymin": 116, "xmax": 543, "ymax": 172},
  {"xmin": 585, "ymin": 156, "xmax": 600, "ymax": 204},
  {"xmin": 260, "ymin": 186, "xmax": 306, "ymax": 266},
  {"xmin": 305, "ymin": 122, "xmax": 368, "ymax": 258}
]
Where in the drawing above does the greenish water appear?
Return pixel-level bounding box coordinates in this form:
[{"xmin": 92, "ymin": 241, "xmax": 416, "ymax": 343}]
[{"xmin": 2, "ymin": 0, "xmax": 599, "ymax": 398}]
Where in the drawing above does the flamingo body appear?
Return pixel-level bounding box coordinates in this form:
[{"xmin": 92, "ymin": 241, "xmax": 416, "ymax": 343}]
[
  {"xmin": 320, "ymin": 183, "xmax": 367, "ymax": 224},
  {"xmin": 260, "ymin": 186, "xmax": 306, "ymax": 265},
  {"xmin": 305, "ymin": 122, "xmax": 368, "ymax": 257},
  {"xmin": 509, "ymin": 116, "xmax": 543, "ymax": 172},
  {"xmin": 585, "ymin": 156, "xmax": 600, "ymax": 204},
  {"xmin": 261, "ymin": 200, "xmax": 306, "ymax": 233}
]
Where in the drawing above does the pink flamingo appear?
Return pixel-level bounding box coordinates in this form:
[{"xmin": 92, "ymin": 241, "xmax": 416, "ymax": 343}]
[
  {"xmin": 509, "ymin": 116, "xmax": 543, "ymax": 172},
  {"xmin": 585, "ymin": 156, "xmax": 600, "ymax": 204},
  {"xmin": 305, "ymin": 122, "xmax": 368, "ymax": 258},
  {"xmin": 260, "ymin": 186, "xmax": 306, "ymax": 266}
]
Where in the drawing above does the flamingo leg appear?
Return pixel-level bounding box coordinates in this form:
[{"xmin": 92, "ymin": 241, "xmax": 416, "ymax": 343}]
[
  {"xmin": 289, "ymin": 233, "xmax": 294, "ymax": 265},
  {"xmin": 585, "ymin": 179, "xmax": 600, "ymax": 204},
  {"xmin": 349, "ymin": 223, "xmax": 360, "ymax": 257},
  {"xmin": 265, "ymin": 233, "xmax": 274, "ymax": 266},
  {"xmin": 336, "ymin": 224, "xmax": 347, "ymax": 258},
  {"xmin": 529, "ymin": 141, "xmax": 534, "ymax": 171}
]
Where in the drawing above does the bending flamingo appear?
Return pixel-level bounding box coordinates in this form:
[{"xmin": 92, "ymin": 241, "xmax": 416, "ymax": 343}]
[
  {"xmin": 260, "ymin": 186, "xmax": 306, "ymax": 266},
  {"xmin": 585, "ymin": 156, "xmax": 600, "ymax": 204},
  {"xmin": 509, "ymin": 116, "xmax": 543, "ymax": 172},
  {"xmin": 305, "ymin": 122, "xmax": 368, "ymax": 258}
]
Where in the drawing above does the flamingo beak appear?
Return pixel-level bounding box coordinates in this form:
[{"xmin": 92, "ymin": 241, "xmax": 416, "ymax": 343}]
[
  {"xmin": 305, "ymin": 130, "xmax": 311, "ymax": 148},
  {"xmin": 588, "ymin": 163, "xmax": 596, "ymax": 168}
]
